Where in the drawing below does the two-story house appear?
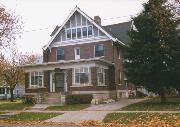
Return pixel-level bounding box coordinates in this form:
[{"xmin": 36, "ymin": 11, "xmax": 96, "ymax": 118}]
[{"xmin": 23, "ymin": 7, "xmax": 135, "ymax": 104}]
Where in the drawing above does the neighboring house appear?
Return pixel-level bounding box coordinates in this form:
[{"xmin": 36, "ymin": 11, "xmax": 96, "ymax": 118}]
[
  {"xmin": 0, "ymin": 84, "xmax": 25, "ymax": 99},
  {"xmin": 22, "ymin": 7, "xmax": 136, "ymax": 104}
]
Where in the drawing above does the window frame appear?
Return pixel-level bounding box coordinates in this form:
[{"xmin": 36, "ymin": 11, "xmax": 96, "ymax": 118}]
[
  {"xmin": 73, "ymin": 67, "xmax": 90, "ymax": 86},
  {"xmin": 74, "ymin": 47, "xmax": 80, "ymax": 60},
  {"xmin": 95, "ymin": 44, "xmax": 104, "ymax": 57},
  {"xmin": 97, "ymin": 68, "xmax": 106, "ymax": 86},
  {"xmin": 57, "ymin": 48, "xmax": 65, "ymax": 61},
  {"xmin": 29, "ymin": 71, "xmax": 44, "ymax": 88}
]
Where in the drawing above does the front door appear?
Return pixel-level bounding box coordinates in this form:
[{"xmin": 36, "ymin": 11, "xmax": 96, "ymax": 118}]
[{"xmin": 55, "ymin": 73, "xmax": 64, "ymax": 92}]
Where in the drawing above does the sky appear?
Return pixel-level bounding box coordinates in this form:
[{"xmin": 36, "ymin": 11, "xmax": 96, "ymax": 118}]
[{"xmin": 0, "ymin": 0, "xmax": 148, "ymax": 55}]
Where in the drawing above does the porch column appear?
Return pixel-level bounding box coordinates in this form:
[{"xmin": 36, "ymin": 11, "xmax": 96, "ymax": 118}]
[{"xmin": 43, "ymin": 71, "xmax": 50, "ymax": 92}]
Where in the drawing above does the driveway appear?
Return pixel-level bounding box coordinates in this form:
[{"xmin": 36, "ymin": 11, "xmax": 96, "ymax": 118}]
[{"xmin": 45, "ymin": 99, "xmax": 145, "ymax": 123}]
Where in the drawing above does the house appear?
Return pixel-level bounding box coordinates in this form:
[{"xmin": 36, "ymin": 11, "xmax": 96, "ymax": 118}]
[
  {"xmin": 22, "ymin": 7, "xmax": 136, "ymax": 104},
  {"xmin": 0, "ymin": 84, "xmax": 25, "ymax": 99}
]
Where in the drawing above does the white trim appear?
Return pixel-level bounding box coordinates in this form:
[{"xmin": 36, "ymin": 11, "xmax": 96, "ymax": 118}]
[
  {"xmin": 97, "ymin": 68, "xmax": 106, "ymax": 86},
  {"xmin": 43, "ymin": 7, "xmax": 125, "ymax": 50},
  {"xmin": 73, "ymin": 67, "xmax": 91, "ymax": 86},
  {"xmin": 52, "ymin": 38, "xmax": 110, "ymax": 47},
  {"xmin": 74, "ymin": 47, "xmax": 80, "ymax": 60},
  {"xmin": 28, "ymin": 71, "xmax": 44, "ymax": 88}
]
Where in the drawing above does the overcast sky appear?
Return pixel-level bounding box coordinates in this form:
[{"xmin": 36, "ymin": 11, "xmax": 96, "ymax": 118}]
[{"xmin": 0, "ymin": 0, "xmax": 147, "ymax": 55}]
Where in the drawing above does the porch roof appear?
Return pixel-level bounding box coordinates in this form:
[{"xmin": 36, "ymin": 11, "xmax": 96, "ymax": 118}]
[{"xmin": 21, "ymin": 58, "xmax": 114, "ymax": 71}]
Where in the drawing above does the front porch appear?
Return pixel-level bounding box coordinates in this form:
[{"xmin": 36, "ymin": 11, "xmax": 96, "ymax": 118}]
[{"xmin": 23, "ymin": 58, "xmax": 115, "ymax": 104}]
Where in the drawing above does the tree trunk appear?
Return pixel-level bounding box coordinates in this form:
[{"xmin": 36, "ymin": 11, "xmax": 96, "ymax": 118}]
[
  {"xmin": 159, "ymin": 88, "xmax": 166, "ymax": 103},
  {"xmin": 10, "ymin": 88, "xmax": 14, "ymax": 102},
  {"xmin": 177, "ymin": 88, "xmax": 180, "ymax": 97}
]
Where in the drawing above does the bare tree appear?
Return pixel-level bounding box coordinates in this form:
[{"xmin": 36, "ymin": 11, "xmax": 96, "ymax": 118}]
[{"xmin": 0, "ymin": 5, "xmax": 22, "ymax": 48}]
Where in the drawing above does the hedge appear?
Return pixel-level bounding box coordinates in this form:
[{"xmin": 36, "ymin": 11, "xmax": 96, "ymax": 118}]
[{"xmin": 66, "ymin": 94, "xmax": 93, "ymax": 104}]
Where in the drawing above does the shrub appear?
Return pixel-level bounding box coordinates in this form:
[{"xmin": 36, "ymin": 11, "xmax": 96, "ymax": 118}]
[
  {"xmin": 22, "ymin": 95, "xmax": 36, "ymax": 105},
  {"xmin": 66, "ymin": 94, "xmax": 93, "ymax": 105},
  {"xmin": 136, "ymin": 91, "xmax": 148, "ymax": 98}
]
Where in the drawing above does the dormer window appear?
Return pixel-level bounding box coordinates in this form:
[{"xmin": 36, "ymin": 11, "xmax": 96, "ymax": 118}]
[
  {"xmin": 57, "ymin": 48, "xmax": 64, "ymax": 61},
  {"xmin": 82, "ymin": 27, "xmax": 87, "ymax": 38},
  {"xmin": 72, "ymin": 29, "xmax": 76, "ymax": 39},
  {"xmin": 65, "ymin": 25, "xmax": 93, "ymax": 40},
  {"xmin": 66, "ymin": 29, "xmax": 71, "ymax": 40},
  {"xmin": 88, "ymin": 26, "xmax": 93, "ymax": 36},
  {"xmin": 77, "ymin": 28, "xmax": 81, "ymax": 38}
]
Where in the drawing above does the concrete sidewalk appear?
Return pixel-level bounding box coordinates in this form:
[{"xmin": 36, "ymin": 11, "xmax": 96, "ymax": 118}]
[
  {"xmin": 45, "ymin": 99, "xmax": 146, "ymax": 123},
  {"xmin": 84, "ymin": 99, "xmax": 146, "ymax": 111}
]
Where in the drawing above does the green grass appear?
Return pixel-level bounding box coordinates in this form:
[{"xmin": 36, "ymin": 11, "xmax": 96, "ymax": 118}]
[
  {"xmin": 103, "ymin": 113, "xmax": 180, "ymax": 124},
  {"xmin": 9, "ymin": 112, "xmax": 62, "ymax": 121},
  {"xmin": 46, "ymin": 104, "xmax": 89, "ymax": 111},
  {"xmin": 0, "ymin": 100, "xmax": 33, "ymax": 111},
  {"xmin": 120, "ymin": 97, "xmax": 180, "ymax": 111}
]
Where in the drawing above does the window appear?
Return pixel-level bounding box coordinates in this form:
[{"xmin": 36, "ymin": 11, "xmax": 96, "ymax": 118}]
[
  {"xmin": 29, "ymin": 72, "xmax": 43, "ymax": 88},
  {"xmin": 95, "ymin": 44, "xmax": 104, "ymax": 57},
  {"xmin": 88, "ymin": 26, "xmax": 93, "ymax": 36},
  {"xmin": 77, "ymin": 28, "xmax": 81, "ymax": 38},
  {"xmin": 74, "ymin": 68, "xmax": 90, "ymax": 85},
  {"xmin": 57, "ymin": 48, "xmax": 64, "ymax": 61},
  {"xmin": 82, "ymin": 27, "xmax": 87, "ymax": 37},
  {"xmin": 118, "ymin": 48, "xmax": 121, "ymax": 59},
  {"xmin": 119, "ymin": 71, "xmax": 122, "ymax": 84},
  {"xmin": 0, "ymin": 88, "xmax": 5, "ymax": 94},
  {"xmin": 72, "ymin": 29, "xmax": 76, "ymax": 39},
  {"xmin": 97, "ymin": 68, "xmax": 105, "ymax": 86},
  {"xmin": 66, "ymin": 29, "xmax": 71, "ymax": 39},
  {"xmin": 75, "ymin": 47, "xmax": 80, "ymax": 60}
]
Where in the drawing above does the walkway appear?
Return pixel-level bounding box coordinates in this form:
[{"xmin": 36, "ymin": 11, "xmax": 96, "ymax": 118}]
[
  {"xmin": 84, "ymin": 99, "xmax": 145, "ymax": 111},
  {"xmin": 45, "ymin": 99, "xmax": 145, "ymax": 123}
]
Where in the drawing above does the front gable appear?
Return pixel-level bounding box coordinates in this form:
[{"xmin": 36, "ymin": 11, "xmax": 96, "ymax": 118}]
[{"xmin": 44, "ymin": 7, "xmax": 124, "ymax": 50}]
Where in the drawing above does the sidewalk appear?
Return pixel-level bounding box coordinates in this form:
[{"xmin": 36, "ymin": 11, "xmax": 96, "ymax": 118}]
[{"xmin": 45, "ymin": 99, "xmax": 146, "ymax": 123}]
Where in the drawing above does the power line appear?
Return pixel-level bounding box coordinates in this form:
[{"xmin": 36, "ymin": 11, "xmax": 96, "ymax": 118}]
[{"xmin": 1, "ymin": 14, "xmax": 135, "ymax": 33}]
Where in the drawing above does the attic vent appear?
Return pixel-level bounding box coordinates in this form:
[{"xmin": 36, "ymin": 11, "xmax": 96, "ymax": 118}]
[{"xmin": 94, "ymin": 16, "xmax": 101, "ymax": 25}]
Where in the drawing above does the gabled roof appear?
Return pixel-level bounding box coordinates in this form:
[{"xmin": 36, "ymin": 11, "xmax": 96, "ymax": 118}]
[
  {"xmin": 103, "ymin": 21, "xmax": 132, "ymax": 45},
  {"xmin": 43, "ymin": 6, "xmax": 126, "ymax": 50}
]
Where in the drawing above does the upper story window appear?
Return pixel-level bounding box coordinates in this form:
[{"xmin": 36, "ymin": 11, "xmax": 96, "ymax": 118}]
[
  {"xmin": 82, "ymin": 27, "xmax": 87, "ymax": 38},
  {"xmin": 65, "ymin": 25, "xmax": 93, "ymax": 40},
  {"xmin": 77, "ymin": 28, "xmax": 81, "ymax": 38},
  {"xmin": 57, "ymin": 48, "xmax": 64, "ymax": 61},
  {"xmin": 72, "ymin": 29, "xmax": 76, "ymax": 39},
  {"xmin": 95, "ymin": 44, "xmax": 104, "ymax": 57},
  {"xmin": 88, "ymin": 26, "xmax": 93, "ymax": 36},
  {"xmin": 66, "ymin": 29, "xmax": 71, "ymax": 40}
]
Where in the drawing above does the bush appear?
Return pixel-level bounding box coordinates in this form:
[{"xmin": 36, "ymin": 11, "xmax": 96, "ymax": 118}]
[
  {"xmin": 136, "ymin": 91, "xmax": 148, "ymax": 98},
  {"xmin": 22, "ymin": 95, "xmax": 36, "ymax": 105},
  {"xmin": 66, "ymin": 94, "xmax": 93, "ymax": 105}
]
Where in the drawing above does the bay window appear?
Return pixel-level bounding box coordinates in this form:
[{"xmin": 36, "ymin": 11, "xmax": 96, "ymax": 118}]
[
  {"xmin": 88, "ymin": 26, "xmax": 93, "ymax": 36},
  {"xmin": 72, "ymin": 29, "xmax": 76, "ymax": 39},
  {"xmin": 29, "ymin": 71, "xmax": 43, "ymax": 88},
  {"xmin": 74, "ymin": 67, "xmax": 90, "ymax": 85}
]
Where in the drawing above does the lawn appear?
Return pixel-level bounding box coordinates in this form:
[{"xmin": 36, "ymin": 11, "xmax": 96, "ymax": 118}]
[
  {"xmin": 46, "ymin": 104, "xmax": 89, "ymax": 111},
  {"xmin": 0, "ymin": 100, "xmax": 33, "ymax": 111},
  {"xmin": 8, "ymin": 112, "xmax": 62, "ymax": 121},
  {"xmin": 120, "ymin": 97, "xmax": 180, "ymax": 111},
  {"xmin": 103, "ymin": 113, "xmax": 180, "ymax": 125}
]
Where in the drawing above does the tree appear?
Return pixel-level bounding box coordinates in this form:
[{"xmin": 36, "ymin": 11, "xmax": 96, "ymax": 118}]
[
  {"xmin": 124, "ymin": 0, "xmax": 180, "ymax": 102},
  {"xmin": 0, "ymin": 5, "xmax": 21, "ymax": 48},
  {"xmin": 0, "ymin": 47, "xmax": 41, "ymax": 102}
]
